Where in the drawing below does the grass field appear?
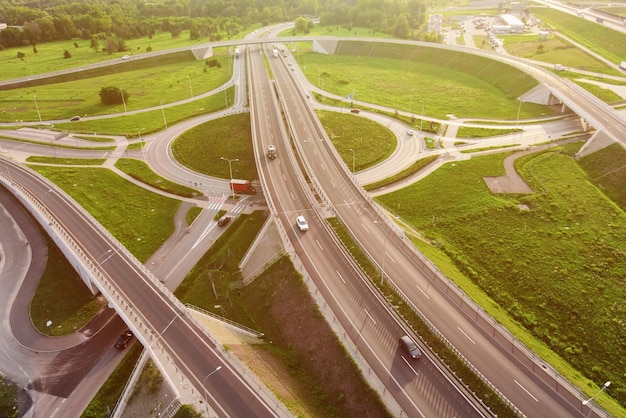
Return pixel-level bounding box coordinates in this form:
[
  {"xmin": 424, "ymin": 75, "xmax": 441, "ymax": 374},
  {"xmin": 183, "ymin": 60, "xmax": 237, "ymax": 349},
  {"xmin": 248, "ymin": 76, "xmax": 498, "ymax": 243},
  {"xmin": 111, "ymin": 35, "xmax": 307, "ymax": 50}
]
[
  {"xmin": 317, "ymin": 110, "xmax": 396, "ymax": 171},
  {"xmin": 297, "ymin": 41, "xmax": 555, "ymax": 120},
  {"xmin": 28, "ymin": 166, "xmax": 181, "ymax": 263},
  {"xmin": 115, "ymin": 158, "xmax": 199, "ymax": 198},
  {"xmin": 531, "ymin": 6, "xmax": 626, "ymax": 66},
  {"xmin": 0, "ymin": 54, "xmax": 231, "ymax": 123},
  {"xmin": 500, "ymin": 33, "xmax": 613, "ymax": 74},
  {"xmin": 376, "ymin": 144, "xmax": 626, "ymax": 412},
  {"xmin": 0, "ymin": 30, "xmax": 238, "ymax": 81},
  {"xmin": 170, "ymin": 113, "xmax": 257, "ymax": 180}
]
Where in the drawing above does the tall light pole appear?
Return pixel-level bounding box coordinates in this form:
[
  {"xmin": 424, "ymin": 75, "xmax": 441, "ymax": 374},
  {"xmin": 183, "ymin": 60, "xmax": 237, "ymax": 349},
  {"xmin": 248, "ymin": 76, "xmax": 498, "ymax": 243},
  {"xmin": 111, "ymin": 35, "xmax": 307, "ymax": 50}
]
[
  {"xmin": 349, "ymin": 148, "xmax": 355, "ymax": 173},
  {"xmin": 582, "ymin": 381, "xmax": 610, "ymax": 418},
  {"xmin": 409, "ymin": 87, "xmax": 416, "ymax": 115},
  {"xmin": 202, "ymin": 365, "xmax": 222, "ymax": 417},
  {"xmin": 33, "ymin": 95, "xmax": 42, "ymax": 124},
  {"xmin": 221, "ymin": 157, "xmax": 239, "ymax": 199},
  {"xmin": 160, "ymin": 100, "xmax": 168, "ymax": 129},
  {"xmin": 516, "ymin": 99, "xmax": 523, "ymax": 125},
  {"xmin": 420, "ymin": 101, "xmax": 425, "ymax": 131},
  {"xmin": 119, "ymin": 88, "xmax": 127, "ymax": 113},
  {"xmin": 138, "ymin": 128, "xmax": 146, "ymax": 157},
  {"xmin": 187, "ymin": 74, "xmax": 193, "ymax": 98},
  {"xmin": 352, "ymin": 77, "xmax": 357, "ymax": 98},
  {"xmin": 373, "ymin": 221, "xmax": 388, "ymax": 286}
]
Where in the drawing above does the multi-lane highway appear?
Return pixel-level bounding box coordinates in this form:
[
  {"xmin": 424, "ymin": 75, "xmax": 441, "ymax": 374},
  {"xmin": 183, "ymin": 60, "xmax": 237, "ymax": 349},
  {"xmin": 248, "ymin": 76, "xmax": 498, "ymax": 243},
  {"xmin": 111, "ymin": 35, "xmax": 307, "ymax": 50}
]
[{"xmin": 0, "ymin": 160, "xmax": 286, "ymax": 418}]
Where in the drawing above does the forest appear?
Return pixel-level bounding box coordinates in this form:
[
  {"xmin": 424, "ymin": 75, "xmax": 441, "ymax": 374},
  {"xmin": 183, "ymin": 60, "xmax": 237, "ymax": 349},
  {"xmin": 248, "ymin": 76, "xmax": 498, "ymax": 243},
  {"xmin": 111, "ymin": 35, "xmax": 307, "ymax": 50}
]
[{"xmin": 0, "ymin": 0, "xmax": 429, "ymax": 49}]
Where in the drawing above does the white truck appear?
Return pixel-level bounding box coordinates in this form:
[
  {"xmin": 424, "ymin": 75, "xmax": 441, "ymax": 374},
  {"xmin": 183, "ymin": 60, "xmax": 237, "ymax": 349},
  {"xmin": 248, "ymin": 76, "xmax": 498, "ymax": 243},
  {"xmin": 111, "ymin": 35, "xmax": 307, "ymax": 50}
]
[{"xmin": 272, "ymin": 49, "xmax": 278, "ymax": 58}]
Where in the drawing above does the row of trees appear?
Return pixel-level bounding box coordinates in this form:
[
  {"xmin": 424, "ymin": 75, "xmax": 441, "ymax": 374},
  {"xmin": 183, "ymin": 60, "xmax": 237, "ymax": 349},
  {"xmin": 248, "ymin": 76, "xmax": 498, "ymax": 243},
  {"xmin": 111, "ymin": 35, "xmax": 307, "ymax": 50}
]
[{"xmin": 0, "ymin": 0, "xmax": 432, "ymax": 50}]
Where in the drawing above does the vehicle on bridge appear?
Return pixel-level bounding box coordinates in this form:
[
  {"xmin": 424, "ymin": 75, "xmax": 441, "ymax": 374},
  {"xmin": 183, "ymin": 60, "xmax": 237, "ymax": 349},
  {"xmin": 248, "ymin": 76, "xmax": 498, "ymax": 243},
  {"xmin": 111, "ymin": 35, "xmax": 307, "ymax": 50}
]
[
  {"xmin": 114, "ymin": 330, "xmax": 133, "ymax": 349},
  {"xmin": 229, "ymin": 179, "xmax": 256, "ymax": 194},
  {"xmin": 268, "ymin": 145, "xmax": 277, "ymax": 159},
  {"xmin": 296, "ymin": 215, "xmax": 309, "ymax": 231},
  {"xmin": 399, "ymin": 335, "xmax": 421, "ymax": 359}
]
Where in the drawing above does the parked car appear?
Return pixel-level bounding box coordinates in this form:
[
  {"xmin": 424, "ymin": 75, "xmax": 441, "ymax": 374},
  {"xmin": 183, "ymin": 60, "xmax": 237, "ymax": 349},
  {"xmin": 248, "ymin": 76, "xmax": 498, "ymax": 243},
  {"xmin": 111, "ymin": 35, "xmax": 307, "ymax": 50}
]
[
  {"xmin": 114, "ymin": 330, "xmax": 133, "ymax": 349},
  {"xmin": 69, "ymin": 116, "xmax": 81, "ymax": 121},
  {"xmin": 296, "ymin": 215, "xmax": 309, "ymax": 231},
  {"xmin": 399, "ymin": 335, "xmax": 421, "ymax": 359},
  {"xmin": 217, "ymin": 215, "xmax": 231, "ymax": 227}
]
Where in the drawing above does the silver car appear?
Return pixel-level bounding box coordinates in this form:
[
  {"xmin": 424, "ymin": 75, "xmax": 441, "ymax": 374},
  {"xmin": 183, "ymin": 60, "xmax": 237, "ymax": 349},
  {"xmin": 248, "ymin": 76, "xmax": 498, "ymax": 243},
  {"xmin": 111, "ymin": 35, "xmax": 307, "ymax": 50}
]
[{"xmin": 399, "ymin": 335, "xmax": 421, "ymax": 359}]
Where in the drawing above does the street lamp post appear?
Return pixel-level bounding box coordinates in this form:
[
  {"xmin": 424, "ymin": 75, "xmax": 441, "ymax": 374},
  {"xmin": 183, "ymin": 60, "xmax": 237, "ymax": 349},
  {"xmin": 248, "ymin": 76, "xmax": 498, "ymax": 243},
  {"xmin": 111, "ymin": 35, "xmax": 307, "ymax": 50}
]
[
  {"xmin": 33, "ymin": 95, "xmax": 43, "ymax": 124},
  {"xmin": 160, "ymin": 100, "xmax": 168, "ymax": 129},
  {"xmin": 582, "ymin": 381, "xmax": 610, "ymax": 418},
  {"xmin": 349, "ymin": 148, "xmax": 355, "ymax": 173},
  {"xmin": 420, "ymin": 101, "xmax": 425, "ymax": 131},
  {"xmin": 221, "ymin": 157, "xmax": 239, "ymax": 199},
  {"xmin": 409, "ymin": 87, "xmax": 416, "ymax": 115},
  {"xmin": 138, "ymin": 128, "xmax": 146, "ymax": 157},
  {"xmin": 516, "ymin": 99, "xmax": 523, "ymax": 125},
  {"xmin": 202, "ymin": 365, "xmax": 222, "ymax": 417},
  {"xmin": 187, "ymin": 74, "xmax": 193, "ymax": 98},
  {"xmin": 119, "ymin": 88, "xmax": 127, "ymax": 114},
  {"xmin": 373, "ymin": 221, "xmax": 388, "ymax": 286},
  {"xmin": 352, "ymin": 77, "xmax": 358, "ymax": 98}
]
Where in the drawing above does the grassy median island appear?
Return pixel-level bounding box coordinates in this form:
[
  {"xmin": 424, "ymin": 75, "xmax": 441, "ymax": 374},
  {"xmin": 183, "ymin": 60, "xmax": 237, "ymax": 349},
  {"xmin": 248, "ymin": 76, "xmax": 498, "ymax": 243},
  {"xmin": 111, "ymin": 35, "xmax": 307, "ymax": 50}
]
[
  {"xmin": 376, "ymin": 143, "xmax": 626, "ymax": 414},
  {"xmin": 174, "ymin": 212, "xmax": 391, "ymax": 417}
]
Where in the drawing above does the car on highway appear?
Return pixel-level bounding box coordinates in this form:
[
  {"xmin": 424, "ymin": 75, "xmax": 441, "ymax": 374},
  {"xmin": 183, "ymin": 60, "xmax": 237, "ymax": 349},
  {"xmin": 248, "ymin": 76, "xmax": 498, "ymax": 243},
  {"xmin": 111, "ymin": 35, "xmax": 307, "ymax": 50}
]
[
  {"xmin": 114, "ymin": 330, "xmax": 133, "ymax": 349},
  {"xmin": 217, "ymin": 215, "xmax": 231, "ymax": 227},
  {"xmin": 350, "ymin": 109, "xmax": 361, "ymax": 114},
  {"xmin": 399, "ymin": 335, "xmax": 421, "ymax": 359},
  {"xmin": 122, "ymin": 55, "xmax": 130, "ymax": 60},
  {"xmin": 69, "ymin": 116, "xmax": 81, "ymax": 121},
  {"xmin": 296, "ymin": 215, "xmax": 309, "ymax": 231},
  {"xmin": 407, "ymin": 129, "xmax": 414, "ymax": 136}
]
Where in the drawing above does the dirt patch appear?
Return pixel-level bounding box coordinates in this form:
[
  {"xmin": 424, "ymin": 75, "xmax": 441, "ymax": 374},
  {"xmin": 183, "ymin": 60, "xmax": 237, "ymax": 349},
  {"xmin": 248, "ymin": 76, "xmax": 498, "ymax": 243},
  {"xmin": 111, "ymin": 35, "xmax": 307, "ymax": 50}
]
[{"xmin": 229, "ymin": 256, "xmax": 392, "ymax": 418}]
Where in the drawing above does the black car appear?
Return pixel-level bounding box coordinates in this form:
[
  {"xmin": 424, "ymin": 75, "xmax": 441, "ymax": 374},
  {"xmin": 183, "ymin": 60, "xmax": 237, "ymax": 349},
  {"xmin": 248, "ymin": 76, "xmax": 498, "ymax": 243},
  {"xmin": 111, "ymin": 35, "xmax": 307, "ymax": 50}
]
[
  {"xmin": 114, "ymin": 330, "xmax": 133, "ymax": 349},
  {"xmin": 217, "ymin": 215, "xmax": 231, "ymax": 227}
]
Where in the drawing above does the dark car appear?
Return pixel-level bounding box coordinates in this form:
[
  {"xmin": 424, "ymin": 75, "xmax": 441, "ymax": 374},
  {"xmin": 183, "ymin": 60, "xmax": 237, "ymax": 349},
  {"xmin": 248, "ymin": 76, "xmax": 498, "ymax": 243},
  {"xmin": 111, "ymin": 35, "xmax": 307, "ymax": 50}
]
[
  {"xmin": 350, "ymin": 109, "xmax": 361, "ymax": 114},
  {"xmin": 399, "ymin": 335, "xmax": 421, "ymax": 359},
  {"xmin": 114, "ymin": 330, "xmax": 133, "ymax": 349},
  {"xmin": 217, "ymin": 215, "xmax": 231, "ymax": 227},
  {"xmin": 69, "ymin": 116, "xmax": 81, "ymax": 121}
]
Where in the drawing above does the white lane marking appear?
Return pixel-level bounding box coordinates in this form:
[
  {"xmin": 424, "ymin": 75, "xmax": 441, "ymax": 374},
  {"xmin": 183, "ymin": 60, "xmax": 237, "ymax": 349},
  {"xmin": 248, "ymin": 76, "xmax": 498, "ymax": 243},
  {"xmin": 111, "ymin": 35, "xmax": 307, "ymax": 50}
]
[
  {"xmin": 401, "ymin": 356, "xmax": 420, "ymax": 376},
  {"xmin": 415, "ymin": 285, "xmax": 431, "ymax": 300},
  {"xmin": 330, "ymin": 180, "xmax": 336, "ymax": 188},
  {"xmin": 362, "ymin": 224, "xmax": 371, "ymax": 233},
  {"xmin": 364, "ymin": 309, "xmax": 377, "ymax": 325},
  {"xmin": 193, "ymin": 223, "xmax": 217, "ymax": 249},
  {"xmin": 457, "ymin": 327, "xmax": 476, "ymax": 345},
  {"xmin": 336, "ymin": 270, "xmax": 346, "ymax": 283},
  {"xmin": 514, "ymin": 379, "xmax": 539, "ymax": 402},
  {"xmin": 316, "ymin": 239, "xmax": 323, "ymax": 250},
  {"xmin": 290, "ymin": 192, "xmax": 295, "ymax": 200},
  {"xmin": 386, "ymin": 253, "xmax": 396, "ymax": 264}
]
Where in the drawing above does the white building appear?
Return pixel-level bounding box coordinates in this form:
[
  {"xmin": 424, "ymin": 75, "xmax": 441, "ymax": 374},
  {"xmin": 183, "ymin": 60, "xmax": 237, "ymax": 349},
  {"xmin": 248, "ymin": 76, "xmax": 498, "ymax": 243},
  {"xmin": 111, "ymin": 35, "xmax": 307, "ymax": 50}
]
[{"xmin": 500, "ymin": 14, "xmax": 524, "ymax": 33}]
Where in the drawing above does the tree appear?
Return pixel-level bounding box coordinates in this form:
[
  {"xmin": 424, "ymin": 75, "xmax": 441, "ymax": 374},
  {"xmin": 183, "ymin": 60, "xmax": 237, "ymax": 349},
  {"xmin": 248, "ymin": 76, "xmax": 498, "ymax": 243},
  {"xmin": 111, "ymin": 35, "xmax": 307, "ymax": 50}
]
[
  {"xmin": 17, "ymin": 51, "xmax": 26, "ymax": 60},
  {"xmin": 63, "ymin": 49, "xmax": 72, "ymax": 58},
  {"xmin": 392, "ymin": 14, "xmax": 410, "ymax": 39},
  {"xmin": 294, "ymin": 16, "xmax": 308, "ymax": 34},
  {"xmin": 90, "ymin": 38, "xmax": 99, "ymax": 52},
  {"xmin": 99, "ymin": 86, "xmax": 129, "ymax": 105}
]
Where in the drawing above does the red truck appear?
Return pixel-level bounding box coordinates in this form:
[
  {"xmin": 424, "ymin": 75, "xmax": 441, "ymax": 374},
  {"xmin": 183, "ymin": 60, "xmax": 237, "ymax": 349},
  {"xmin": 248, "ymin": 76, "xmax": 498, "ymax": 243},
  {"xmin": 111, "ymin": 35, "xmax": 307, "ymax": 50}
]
[{"xmin": 230, "ymin": 179, "xmax": 256, "ymax": 194}]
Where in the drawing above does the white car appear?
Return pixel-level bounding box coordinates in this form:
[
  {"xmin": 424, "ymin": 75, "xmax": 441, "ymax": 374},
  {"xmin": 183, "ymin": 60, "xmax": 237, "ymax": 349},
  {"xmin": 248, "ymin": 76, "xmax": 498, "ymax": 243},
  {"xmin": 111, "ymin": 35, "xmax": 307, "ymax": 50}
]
[
  {"xmin": 296, "ymin": 215, "xmax": 309, "ymax": 231},
  {"xmin": 407, "ymin": 130, "xmax": 414, "ymax": 136},
  {"xmin": 121, "ymin": 55, "xmax": 130, "ymax": 60}
]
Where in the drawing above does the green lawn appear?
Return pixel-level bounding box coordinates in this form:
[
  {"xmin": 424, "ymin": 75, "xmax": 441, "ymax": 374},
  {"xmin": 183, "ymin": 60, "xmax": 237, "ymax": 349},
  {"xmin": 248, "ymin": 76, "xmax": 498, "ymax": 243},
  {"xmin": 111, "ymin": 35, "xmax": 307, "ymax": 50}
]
[
  {"xmin": 376, "ymin": 144, "xmax": 626, "ymax": 413},
  {"xmin": 29, "ymin": 166, "xmax": 181, "ymax": 262},
  {"xmin": 0, "ymin": 54, "xmax": 231, "ymax": 123},
  {"xmin": 317, "ymin": 110, "xmax": 396, "ymax": 171},
  {"xmin": 115, "ymin": 158, "xmax": 200, "ymax": 198},
  {"xmin": 531, "ymin": 7, "xmax": 626, "ymax": 67},
  {"xmin": 170, "ymin": 113, "xmax": 257, "ymax": 180},
  {"xmin": 0, "ymin": 30, "xmax": 239, "ymax": 81},
  {"xmin": 297, "ymin": 41, "xmax": 554, "ymax": 120}
]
